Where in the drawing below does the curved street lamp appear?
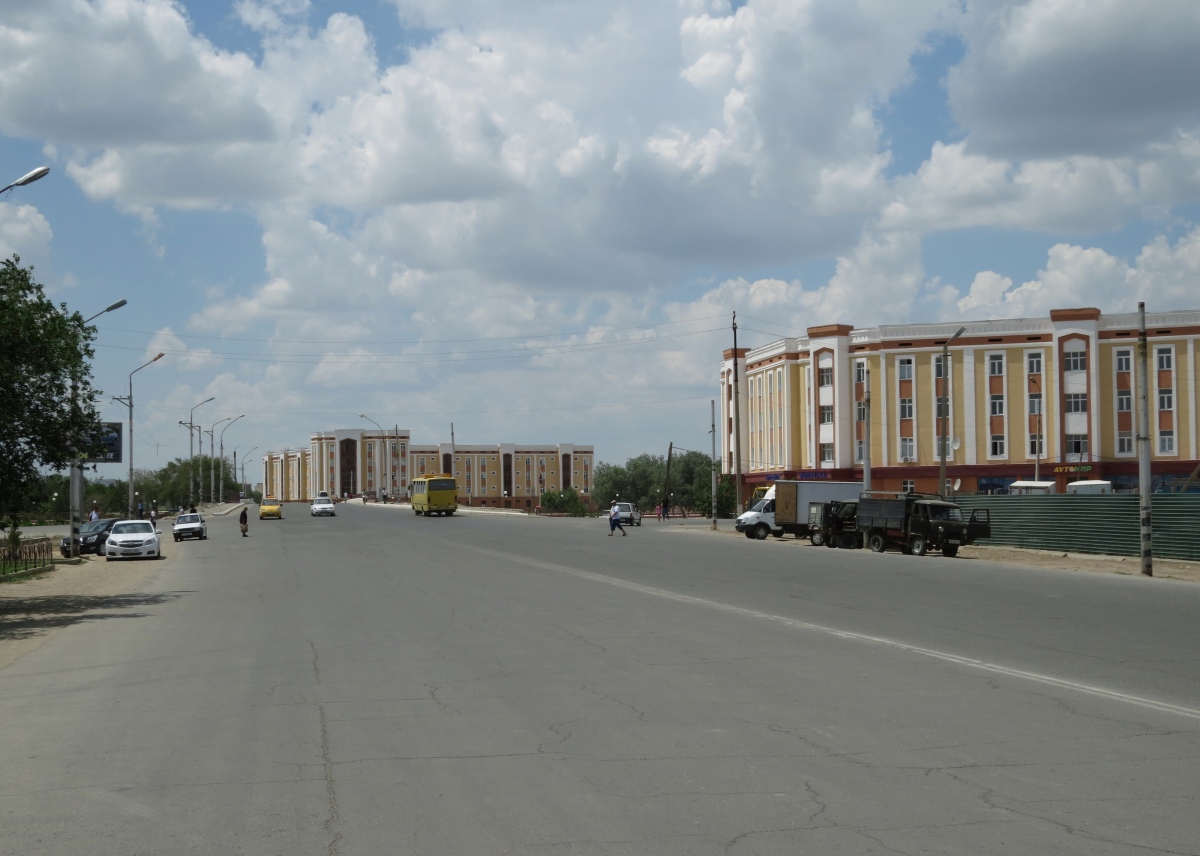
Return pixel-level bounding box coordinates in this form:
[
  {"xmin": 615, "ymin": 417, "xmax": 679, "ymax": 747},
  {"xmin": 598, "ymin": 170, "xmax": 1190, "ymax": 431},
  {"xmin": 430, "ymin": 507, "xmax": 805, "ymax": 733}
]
[
  {"xmin": 207, "ymin": 417, "xmax": 232, "ymax": 503},
  {"xmin": 188, "ymin": 397, "xmax": 215, "ymax": 505},
  {"xmin": 120, "ymin": 352, "xmax": 165, "ymax": 517},
  {"xmin": 1, "ymin": 166, "xmax": 49, "ymax": 195},
  {"xmin": 219, "ymin": 416, "xmax": 245, "ymax": 503}
]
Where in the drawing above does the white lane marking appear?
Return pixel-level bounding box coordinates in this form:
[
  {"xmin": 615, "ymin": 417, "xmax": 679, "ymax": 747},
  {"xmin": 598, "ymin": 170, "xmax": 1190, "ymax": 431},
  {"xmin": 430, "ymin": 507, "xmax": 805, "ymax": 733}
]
[{"xmin": 466, "ymin": 548, "xmax": 1200, "ymax": 723}]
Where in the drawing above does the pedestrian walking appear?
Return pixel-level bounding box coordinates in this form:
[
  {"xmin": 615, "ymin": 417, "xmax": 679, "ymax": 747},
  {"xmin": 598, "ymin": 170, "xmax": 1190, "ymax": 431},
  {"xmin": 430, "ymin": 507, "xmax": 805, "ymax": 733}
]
[
  {"xmin": 137, "ymin": 500, "xmax": 144, "ymax": 519},
  {"xmin": 608, "ymin": 502, "xmax": 626, "ymax": 536},
  {"xmin": 661, "ymin": 499, "xmax": 669, "ymax": 520},
  {"xmin": 239, "ymin": 506, "xmax": 249, "ymax": 537},
  {"xmin": 653, "ymin": 503, "xmax": 661, "ymax": 521},
  {"xmin": 149, "ymin": 508, "xmax": 156, "ymax": 526},
  {"xmin": 89, "ymin": 504, "xmax": 99, "ymax": 522}
]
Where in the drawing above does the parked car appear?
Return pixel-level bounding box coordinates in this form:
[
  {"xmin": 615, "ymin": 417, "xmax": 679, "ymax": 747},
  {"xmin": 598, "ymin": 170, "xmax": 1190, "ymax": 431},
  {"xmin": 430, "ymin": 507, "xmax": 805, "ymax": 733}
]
[
  {"xmin": 856, "ymin": 492, "xmax": 991, "ymax": 557},
  {"xmin": 311, "ymin": 496, "xmax": 336, "ymax": 517},
  {"xmin": 104, "ymin": 520, "xmax": 162, "ymax": 561},
  {"xmin": 172, "ymin": 513, "xmax": 207, "ymax": 542},
  {"xmin": 59, "ymin": 517, "xmax": 120, "ymax": 556},
  {"xmin": 259, "ymin": 497, "xmax": 283, "ymax": 520},
  {"xmin": 611, "ymin": 502, "xmax": 642, "ymax": 527}
]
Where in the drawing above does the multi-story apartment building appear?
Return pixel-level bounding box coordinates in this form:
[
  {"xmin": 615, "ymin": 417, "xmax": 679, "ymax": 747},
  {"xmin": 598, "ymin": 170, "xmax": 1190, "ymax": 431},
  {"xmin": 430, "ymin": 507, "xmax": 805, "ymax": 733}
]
[
  {"xmin": 265, "ymin": 430, "xmax": 593, "ymax": 509},
  {"xmin": 720, "ymin": 308, "xmax": 1200, "ymax": 495}
]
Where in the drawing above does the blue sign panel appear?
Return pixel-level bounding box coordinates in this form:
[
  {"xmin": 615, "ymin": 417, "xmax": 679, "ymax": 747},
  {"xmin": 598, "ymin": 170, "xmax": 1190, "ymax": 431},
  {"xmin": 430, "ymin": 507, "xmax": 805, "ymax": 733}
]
[{"xmin": 97, "ymin": 422, "xmax": 122, "ymax": 463}]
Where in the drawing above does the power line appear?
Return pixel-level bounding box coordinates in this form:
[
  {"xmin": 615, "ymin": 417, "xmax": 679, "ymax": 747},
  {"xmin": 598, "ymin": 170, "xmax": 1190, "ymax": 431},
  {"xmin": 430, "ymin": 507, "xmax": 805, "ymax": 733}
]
[
  {"xmin": 95, "ymin": 313, "xmax": 728, "ymax": 347},
  {"xmin": 93, "ymin": 326, "xmax": 725, "ymax": 365}
]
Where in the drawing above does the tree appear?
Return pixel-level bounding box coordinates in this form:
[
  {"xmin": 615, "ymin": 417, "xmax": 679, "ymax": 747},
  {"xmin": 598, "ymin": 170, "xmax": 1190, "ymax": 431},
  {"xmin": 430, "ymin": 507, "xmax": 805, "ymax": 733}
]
[{"xmin": 0, "ymin": 256, "xmax": 105, "ymax": 530}]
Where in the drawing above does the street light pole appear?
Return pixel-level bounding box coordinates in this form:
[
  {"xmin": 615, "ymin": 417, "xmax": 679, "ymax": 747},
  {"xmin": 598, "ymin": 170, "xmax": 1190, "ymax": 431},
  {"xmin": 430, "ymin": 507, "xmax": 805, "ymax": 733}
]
[
  {"xmin": 939, "ymin": 326, "xmax": 966, "ymax": 497},
  {"xmin": 240, "ymin": 447, "xmax": 258, "ymax": 492},
  {"xmin": 0, "ymin": 165, "xmax": 50, "ymax": 195},
  {"xmin": 70, "ymin": 299, "xmax": 127, "ymax": 556},
  {"xmin": 208, "ymin": 417, "xmax": 232, "ymax": 503},
  {"xmin": 187, "ymin": 397, "xmax": 214, "ymax": 506},
  {"xmin": 116, "ymin": 352, "xmax": 164, "ymax": 517},
  {"xmin": 220, "ymin": 415, "xmax": 244, "ymax": 503},
  {"xmin": 359, "ymin": 413, "xmax": 385, "ymax": 499}
]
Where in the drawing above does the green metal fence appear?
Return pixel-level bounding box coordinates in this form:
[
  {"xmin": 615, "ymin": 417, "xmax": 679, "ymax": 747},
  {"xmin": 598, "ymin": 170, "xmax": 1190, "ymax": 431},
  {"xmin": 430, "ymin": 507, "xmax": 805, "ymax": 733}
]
[
  {"xmin": 955, "ymin": 495, "xmax": 1200, "ymax": 561},
  {"xmin": 1, "ymin": 536, "xmax": 54, "ymax": 577}
]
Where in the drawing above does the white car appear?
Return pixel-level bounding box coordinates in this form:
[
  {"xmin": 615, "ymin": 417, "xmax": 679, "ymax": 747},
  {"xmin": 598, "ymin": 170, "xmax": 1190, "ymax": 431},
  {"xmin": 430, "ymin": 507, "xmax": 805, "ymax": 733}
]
[
  {"xmin": 311, "ymin": 496, "xmax": 336, "ymax": 517},
  {"xmin": 173, "ymin": 513, "xmax": 207, "ymax": 541},
  {"xmin": 105, "ymin": 520, "xmax": 163, "ymax": 561}
]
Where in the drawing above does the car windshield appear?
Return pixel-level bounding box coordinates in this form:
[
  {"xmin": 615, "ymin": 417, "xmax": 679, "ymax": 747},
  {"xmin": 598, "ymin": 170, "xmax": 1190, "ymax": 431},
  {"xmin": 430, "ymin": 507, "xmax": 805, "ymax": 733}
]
[
  {"xmin": 264, "ymin": 498, "xmax": 279, "ymax": 506},
  {"xmin": 749, "ymin": 499, "xmax": 768, "ymax": 513},
  {"xmin": 927, "ymin": 505, "xmax": 964, "ymax": 521},
  {"xmin": 112, "ymin": 522, "xmax": 154, "ymax": 535},
  {"xmin": 80, "ymin": 520, "xmax": 105, "ymax": 533},
  {"xmin": 314, "ymin": 498, "xmax": 332, "ymax": 505},
  {"xmin": 177, "ymin": 514, "xmax": 200, "ymax": 524}
]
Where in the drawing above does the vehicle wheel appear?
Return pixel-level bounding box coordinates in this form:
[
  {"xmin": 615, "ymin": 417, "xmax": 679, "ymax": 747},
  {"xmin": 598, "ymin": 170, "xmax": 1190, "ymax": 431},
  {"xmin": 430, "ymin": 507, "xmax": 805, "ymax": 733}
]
[
  {"xmin": 910, "ymin": 536, "xmax": 928, "ymax": 557},
  {"xmin": 636, "ymin": 520, "xmax": 641, "ymax": 526},
  {"xmin": 942, "ymin": 545, "xmax": 959, "ymax": 558},
  {"xmin": 447, "ymin": 510, "xmax": 455, "ymax": 516},
  {"xmin": 838, "ymin": 532, "xmax": 859, "ymax": 549},
  {"xmin": 868, "ymin": 533, "xmax": 886, "ymax": 553},
  {"xmin": 424, "ymin": 511, "xmax": 432, "ymax": 517},
  {"xmin": 174, "ymin": 536, "xmax": 180, "ymax": 542},
  {"xmin": 810, "ymin": 531, "xmax": 824, "ymax": 547},
  {"xmin": 826, "ymin": 535, "xmax": 838, "ymax": 548},
  {"xmin": 744, "ymin": 530, "xmax": 754, "ymax": 539},
  {"xmin": 201, "ymin": 534, "xmax": 207, "ymax": 540},
  {"xmin": 753, "ymin": 524, "xmax": 770, "ymax": 540},
  {"xmin": 105, "ymin": 557, "xmax": 112, "ymax": 562}
]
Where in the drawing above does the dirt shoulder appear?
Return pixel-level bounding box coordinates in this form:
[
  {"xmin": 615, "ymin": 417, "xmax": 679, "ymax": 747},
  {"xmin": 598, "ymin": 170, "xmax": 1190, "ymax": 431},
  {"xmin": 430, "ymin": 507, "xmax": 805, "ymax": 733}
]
[
  {"xmin": 667, "ymin": 523, "xmax": 1200, "ymax": 582},
  {"xmin": 0, "ymin": 554, "xmax": 166, "ymax": 670}
]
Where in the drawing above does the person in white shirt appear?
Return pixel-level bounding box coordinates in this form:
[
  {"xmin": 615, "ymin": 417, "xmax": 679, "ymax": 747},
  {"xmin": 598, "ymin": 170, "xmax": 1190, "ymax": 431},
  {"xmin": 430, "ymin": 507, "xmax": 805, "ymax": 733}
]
[
  {"xmin": 608, "ymin": 502, "xmax": 626, "ymax": 537},
  {"xmin": 89, "ymin": 505, "xmax": 99, "ymax": 522}
]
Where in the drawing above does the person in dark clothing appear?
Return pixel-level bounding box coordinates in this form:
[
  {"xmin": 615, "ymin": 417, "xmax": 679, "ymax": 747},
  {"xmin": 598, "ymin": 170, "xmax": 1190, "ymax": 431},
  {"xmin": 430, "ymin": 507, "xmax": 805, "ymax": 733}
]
[{"xmin": 239, "ymin": 506, "xmax": 249, "ymax": 537}]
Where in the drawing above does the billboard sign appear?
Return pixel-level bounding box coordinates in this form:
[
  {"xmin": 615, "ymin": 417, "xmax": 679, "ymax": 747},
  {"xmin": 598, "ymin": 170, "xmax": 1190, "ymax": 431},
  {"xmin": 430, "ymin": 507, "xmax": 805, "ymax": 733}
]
[{"xmin": 97, "ymin": 422, "xmax": 123, "ymax": 463}]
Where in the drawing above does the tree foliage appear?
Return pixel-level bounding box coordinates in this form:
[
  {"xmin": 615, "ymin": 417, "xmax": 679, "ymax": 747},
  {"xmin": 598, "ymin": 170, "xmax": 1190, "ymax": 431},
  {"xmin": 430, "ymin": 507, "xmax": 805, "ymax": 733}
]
[
  {"xmin": 591, "ymin": 450, "xmax": 732, "ymax": 516},
  {"xmin": 539, "ymin": 487, "xmax": 588, "ymax": 516},
  {"xmin": 0, "ymin": 256, "xmax": 105, "ymax": 527}
]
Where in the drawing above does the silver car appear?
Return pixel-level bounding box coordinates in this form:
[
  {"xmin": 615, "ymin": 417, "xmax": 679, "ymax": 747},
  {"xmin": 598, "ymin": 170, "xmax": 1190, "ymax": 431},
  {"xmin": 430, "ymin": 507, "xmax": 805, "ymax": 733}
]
[
  {"xmin": 104, "ymin": 520, "xmax": 163, "ymax": 561},
  {"xmin": 173, "ymin": 513, "xmax": 207, "ymax": 541},
  {"xmin": 311, "ymin": 496, "xmax": 336, "ymax": 517}
]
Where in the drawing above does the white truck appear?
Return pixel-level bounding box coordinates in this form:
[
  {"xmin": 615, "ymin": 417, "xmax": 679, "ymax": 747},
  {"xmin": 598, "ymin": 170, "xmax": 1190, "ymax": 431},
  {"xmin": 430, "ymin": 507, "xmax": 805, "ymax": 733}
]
[{"xmin": 736, "ymin": 480, "xmax": 863, "ymax": 540}]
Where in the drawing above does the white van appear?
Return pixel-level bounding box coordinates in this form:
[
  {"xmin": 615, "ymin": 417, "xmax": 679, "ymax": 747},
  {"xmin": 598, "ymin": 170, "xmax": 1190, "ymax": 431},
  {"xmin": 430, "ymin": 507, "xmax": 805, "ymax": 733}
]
[{"xmin": 736, "ymin": 486, "xmax": 779, "ymax": 539}]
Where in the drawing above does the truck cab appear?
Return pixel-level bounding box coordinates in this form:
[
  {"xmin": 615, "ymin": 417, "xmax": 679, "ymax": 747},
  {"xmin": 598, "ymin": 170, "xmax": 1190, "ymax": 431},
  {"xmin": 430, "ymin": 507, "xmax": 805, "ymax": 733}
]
[
  {"xmin": 736, "ymin": 488, "xmax": 781, "ymax": 539},
  {"xmin": 856, "ymin": 492, "xmax": 991, "ymax": 557}
]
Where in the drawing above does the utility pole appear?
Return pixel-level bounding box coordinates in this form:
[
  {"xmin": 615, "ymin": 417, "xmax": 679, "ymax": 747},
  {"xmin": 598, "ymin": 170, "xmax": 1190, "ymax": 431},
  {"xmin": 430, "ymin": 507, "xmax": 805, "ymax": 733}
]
[
  {"xmin": 731, "ymin": 312, "xmax": 743, "ymax": 513},
  {"xmin": 939, "ymin": 327, "xmax": 966, "ymax": 498},
  {"xmin": 1136, "ymin": 302, "xmax": 1153, "ymax": 577},
  {"xmin": 114, "ymin": 352, "xmax": 164, "ymax": 517},
  {"xmin": 663, "ymin": 441, "xmax": 674, "ymax": 518},
  {"xmin": 863, "ymin": 367, "xmax": 872, "ymax": 491},
  {"xmin": 710, "ymin": 399, "xmax": 718, "ymax": 529}
]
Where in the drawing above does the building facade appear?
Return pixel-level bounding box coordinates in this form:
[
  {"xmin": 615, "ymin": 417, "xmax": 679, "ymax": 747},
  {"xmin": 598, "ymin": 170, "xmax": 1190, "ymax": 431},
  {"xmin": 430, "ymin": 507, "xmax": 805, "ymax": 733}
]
[
  {"xmin": 720, "ymin": 308, "xmax": 1200, "ymax": 495},
  {"xmin": 264, "ymin": 430, "xmax": 593, "ymax": 509}
]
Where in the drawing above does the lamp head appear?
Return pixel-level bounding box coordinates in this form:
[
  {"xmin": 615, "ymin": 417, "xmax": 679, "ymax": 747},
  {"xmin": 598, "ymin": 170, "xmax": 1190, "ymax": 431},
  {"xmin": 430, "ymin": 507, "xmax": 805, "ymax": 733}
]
[{"xmin": 13, "ymin": 166, "xmax": 50, "ymax": 187}]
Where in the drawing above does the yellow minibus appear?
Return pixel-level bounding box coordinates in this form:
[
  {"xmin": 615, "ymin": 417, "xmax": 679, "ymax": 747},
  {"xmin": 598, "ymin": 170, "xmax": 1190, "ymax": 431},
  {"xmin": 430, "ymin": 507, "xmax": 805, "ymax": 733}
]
[{"xmin": 411, "ymin": 475, "xmax": 458, "ymax": 516}]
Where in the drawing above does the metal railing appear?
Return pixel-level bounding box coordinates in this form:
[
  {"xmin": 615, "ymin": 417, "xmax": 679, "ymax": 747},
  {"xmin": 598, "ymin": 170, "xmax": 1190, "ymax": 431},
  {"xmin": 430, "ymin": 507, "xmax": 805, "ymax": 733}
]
[{"xmin": 1, "ymin": 535, "xmax": 54, "ymax": 577}]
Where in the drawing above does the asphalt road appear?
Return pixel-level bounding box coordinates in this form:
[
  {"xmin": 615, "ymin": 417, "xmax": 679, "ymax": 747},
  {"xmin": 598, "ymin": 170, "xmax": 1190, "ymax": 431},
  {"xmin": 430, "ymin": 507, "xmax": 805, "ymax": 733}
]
[{"xmin": 2, "ymin": 503, "xmax": 1198, "ymax": 855}]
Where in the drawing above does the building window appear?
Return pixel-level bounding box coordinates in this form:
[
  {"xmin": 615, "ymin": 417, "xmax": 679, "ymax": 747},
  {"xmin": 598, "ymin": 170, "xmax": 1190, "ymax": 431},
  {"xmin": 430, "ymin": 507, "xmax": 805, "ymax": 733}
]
[
  {"xmin": 1118, "ymin": 432, "xmax": 1133, "ymax": 454},
  {"xmin": 1065, "ymin": 393, "xmax": 1088, "ymax": 413},
  {"xmin": 855, "ymin": 400, "xmax": 867, "ymax": 422},
  {"xmin": 1157, "ymin": 348, "xmax": 1173, "ymax": 371},
  {"xmin": 1064, "ymin": 350, "xmax": 1087, "ymax": 372},
  {"xmin": 902, "ymin": 480, "xmax": 915, "ymax": 493},
  {"xmin": 818, "ymin": 367, "xmax": 833, "ymax": 386},
  {"xmin": 1160, "ymin": 431, "xmax": 1175, "ymax": 453},
  {"xmin": 899, "ymin": 437, "xmax": 914, "ymax": 460},
  {"xmin": 898, "ymin": 358, "xmax": 913, "ymax": 381},
  {"xmin": 935, "ymin": 355, "xmax": 945, "ymax": 379},
  {"xmin": 1117, "ymin": 390, "xmax": 1132, "ymax": 412},
  {"xmin": 819, "ymin": 405, "xmax": 833, "ymax": 424},
  {"xmin": 990, "ymin": 435, "xmax": 1006, "ymax": 456},
  {"xmin": 1116, "ymin": 351, "xmax": 1131, "ymax": 373},
  {"xmin": 855, "ymin": 439, "xmax": 865, "ymax": 462},
  {"xmin": 1029, "ymin": 433, "xmax": 1044, "ymax": 456},
  {"xmin": 1028, "ymin": 353, "xmax": 1042, "ymax": 374},
  {"xmin": 935, "ymin": 435, "xmax": 948, "ymax": 458},
  {"xmin": 990, "ymin": 394, "xmax": 1004, "ymax": 416},
  {"xmin": 1029, "ymin": 392, "xmax": 1042, "ymax": 414},
  {"xmin": 1159, "ymin": 389, "xmax": 1173, "ymax": 411},
  {"xmin": 899, "ymin": 398, "xmax": 913, "ymax": 419},
  {"xmin": 1065, "ymin": 434, "xmax": 1089, "ymax": 455},
  {"xmin": 819, "ymin": 443, "xmax": 834, "ymax": 463},
  {"xmin": 855, "ymin": 361, "xmax": 866, "ymax": 383},
  {"xmin": 989, "ymin": 354, "xmax": 1004, "ymax": 376}
]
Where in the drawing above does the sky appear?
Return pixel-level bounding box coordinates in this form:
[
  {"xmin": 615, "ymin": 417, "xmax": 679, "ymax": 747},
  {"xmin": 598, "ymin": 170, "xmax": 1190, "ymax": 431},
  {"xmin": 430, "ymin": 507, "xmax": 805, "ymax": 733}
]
[{"xmin": 3, "ymin": 0, "xmax": 1200, "ymax": 484}]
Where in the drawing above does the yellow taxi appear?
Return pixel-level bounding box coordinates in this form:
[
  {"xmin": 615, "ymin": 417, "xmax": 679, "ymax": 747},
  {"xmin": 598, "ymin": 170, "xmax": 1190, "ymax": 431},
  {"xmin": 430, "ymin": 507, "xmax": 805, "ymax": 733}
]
[{"xmin": 259, "ymin": 497, "xmax": 283, "ymax": 520}]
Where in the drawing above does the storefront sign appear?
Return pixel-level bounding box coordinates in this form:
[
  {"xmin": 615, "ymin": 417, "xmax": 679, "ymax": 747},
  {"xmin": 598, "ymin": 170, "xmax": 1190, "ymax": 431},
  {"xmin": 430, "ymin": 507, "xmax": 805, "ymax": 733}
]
[
  {"xmin": 1052, "ymin": 465, "xmax": 1094, "ymax": 474},
  {"xmin": 796, "ymin": 471, "xmax": 831, "ymax": 480}
]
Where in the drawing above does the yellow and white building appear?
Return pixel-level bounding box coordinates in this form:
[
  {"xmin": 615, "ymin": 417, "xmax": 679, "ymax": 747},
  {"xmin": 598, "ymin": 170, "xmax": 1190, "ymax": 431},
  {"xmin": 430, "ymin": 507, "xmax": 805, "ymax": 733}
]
[
  {"xmin": 720, "ymin": 308, "xmax": 1200, "ymax": 494},
  {"xmin": 264, "ymin": 431, "xmax": 593, "ymax": 509}
]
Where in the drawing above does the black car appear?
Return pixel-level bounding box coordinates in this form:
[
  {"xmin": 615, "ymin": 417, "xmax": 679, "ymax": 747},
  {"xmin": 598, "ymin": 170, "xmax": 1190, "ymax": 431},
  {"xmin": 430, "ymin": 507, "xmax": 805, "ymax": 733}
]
[{"xmin": 60, "ymin": 518, "xmax": 120, "ymax": 557}]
